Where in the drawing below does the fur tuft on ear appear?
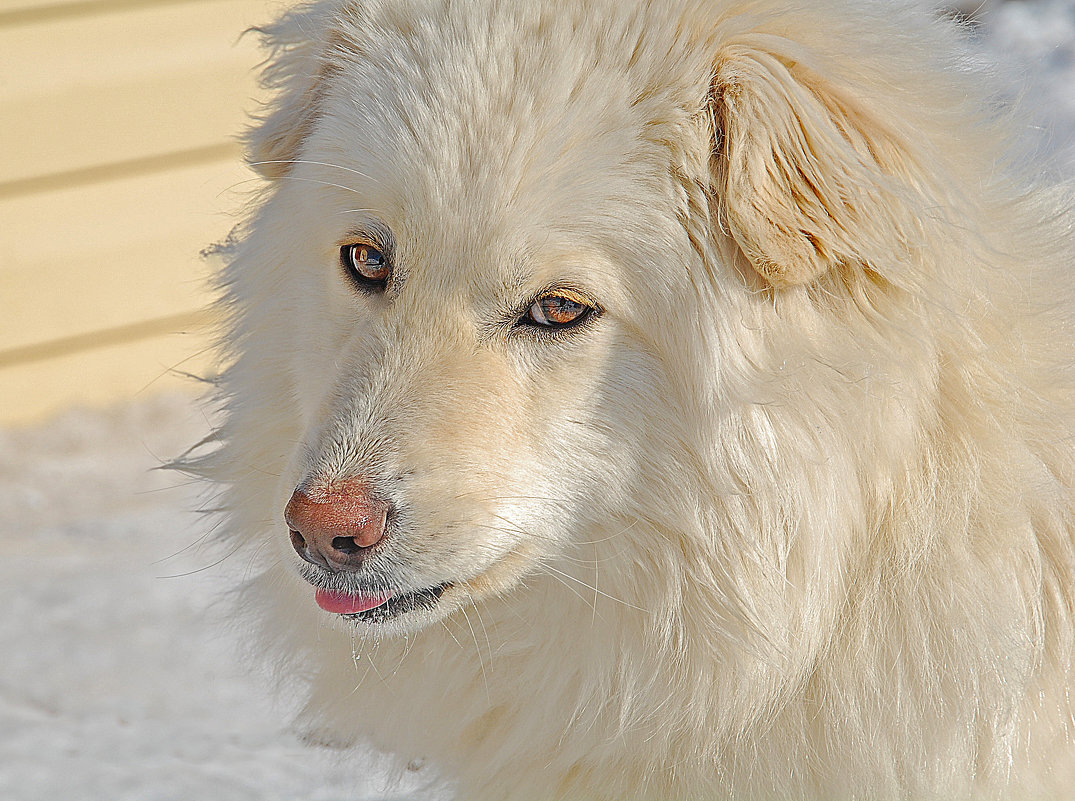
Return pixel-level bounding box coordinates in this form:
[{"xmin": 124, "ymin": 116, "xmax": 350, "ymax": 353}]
[
  {"xmin": 245, "ymin": 4, "xmax": 338, "ymax": 179},
  {"xmin": 709, "ymin": 37, "xmax": 932, "ymax": 288}
]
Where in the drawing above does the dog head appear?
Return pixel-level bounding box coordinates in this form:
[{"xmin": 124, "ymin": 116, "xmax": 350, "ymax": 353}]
[{"xmin": 220, "ymin": 0, "xmax": 968, "ymax": 657}]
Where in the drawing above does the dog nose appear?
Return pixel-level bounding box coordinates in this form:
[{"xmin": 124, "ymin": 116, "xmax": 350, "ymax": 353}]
[{"xmin": 285, "ymin": 479, "xmax": 390, "ymax": 571}]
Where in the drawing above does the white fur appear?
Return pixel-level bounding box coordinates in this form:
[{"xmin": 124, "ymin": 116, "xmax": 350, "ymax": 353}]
[{"xmin": 191, "ymin": 0, "xmax": 1075, "ymax": 797}]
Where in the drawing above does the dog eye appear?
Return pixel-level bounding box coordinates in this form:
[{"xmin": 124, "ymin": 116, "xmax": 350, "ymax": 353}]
[
  {"xmin": 523, "ymin": 293, "xmax": 596, "ymax": 329},
  {"xmin": 341, "ymin": 244, "xmax": 391, "ymax": 290}
]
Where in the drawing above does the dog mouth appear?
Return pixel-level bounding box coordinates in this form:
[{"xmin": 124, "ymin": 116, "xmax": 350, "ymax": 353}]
[{"xmin": 313, "ymin": 583, "xmax": 450, "ymax": 622}]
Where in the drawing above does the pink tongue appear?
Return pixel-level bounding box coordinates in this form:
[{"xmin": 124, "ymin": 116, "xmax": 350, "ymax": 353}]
[{"xmin": 315, "ymin": 588, "xmax": 392, "ymax": 614}]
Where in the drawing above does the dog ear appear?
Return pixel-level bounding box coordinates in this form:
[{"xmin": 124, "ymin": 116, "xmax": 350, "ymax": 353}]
[
  {"xmin": 709, "ymin": 39, "xmax": 929, "ymax": 288},
  {"xmin": 248, "ymin": 73, "xmax": 327, "ymax": 180},
  {"xmin": 245, "ymin": 8, "xmax": 337, "ymax": 180}
]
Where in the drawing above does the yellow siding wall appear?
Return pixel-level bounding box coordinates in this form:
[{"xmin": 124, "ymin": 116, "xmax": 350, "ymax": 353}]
[{"xmin": 0, "ymin": 0, "xmax": 276, "ymax": 424}]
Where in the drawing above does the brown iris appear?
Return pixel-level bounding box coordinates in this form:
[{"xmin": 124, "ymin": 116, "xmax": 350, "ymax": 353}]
[
  {"xmin": 524, "ymin": 290, "xmax": 596, "ymax": 329},
  {"xmin": 341, "ymin": 243, "xmax": 390, "ymax": 290}
]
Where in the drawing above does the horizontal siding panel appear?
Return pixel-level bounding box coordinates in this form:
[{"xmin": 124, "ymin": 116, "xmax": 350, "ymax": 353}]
[
  {"xmin": 0, "ymin": 0, "xmax": 81, "ymax": 13},
  {"xmin": 0, "ymin": 158, "xmax": 249, "ymax": 352},
  {"xmin": 0, "ymin": 0, "xmax": 234, "ymax": 22},
  {"xmin": 3, "ymin": 66, "xmax": 257, "ymax": 188},
  {"xmin": 0, "ymin": 0, "xmax": 275, "ymax": 421},
  {"xmin": 2, "ymin": 0, "xmax": 267, "ymax": 103},
  {"xmin": 0, "ymin": 0, "xmax": 156, "ymax": 18},
  {"xmin": 0, "ymin": 326, "xmax": 216, "ymax": 425},
  {"xmin": 0, "ymin": 0, "xmax": 270, "ymax": 184},
  {"xmin": 0, "ymin": 0, "xmax": 80, "ymax": 15}
]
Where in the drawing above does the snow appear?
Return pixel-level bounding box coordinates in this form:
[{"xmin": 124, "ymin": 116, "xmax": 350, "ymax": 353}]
[
  {"xmin": 0, "ymin": 394, "xmax": 440, "ymax": 800},
  {"xmin": 979, "ymin": 0, "xmax": 1075, "ymax": 171},
  {"xmin": 2, "ymin": 3, "xmax": 1073, "ymax": 799}
]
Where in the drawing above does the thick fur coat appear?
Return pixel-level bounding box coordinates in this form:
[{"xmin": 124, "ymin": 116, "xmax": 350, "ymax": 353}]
[{"xmin": 191, "ymin": 0, "xmax": 1075, "ymax": 797}]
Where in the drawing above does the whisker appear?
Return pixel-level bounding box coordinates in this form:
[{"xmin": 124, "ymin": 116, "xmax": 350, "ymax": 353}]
[
  {"xmin": 249, "ymin": 158, "xmax": 383, "ymax": 184},
  {"xmin": 361, "ymin": 636, "xmax": 389, "ymax": 686},
  {"xmin": 453, "ymin": 490, "xmax": 574, "ymax": 504},
  {"xmin": 592, "ymin": 539, "xmax": 599, "ymax": 627},
  {"xmin": 459, "ymin": 603, "xmax": 490, "ymax": 703},
  {"xmin": 468, "ymin": 524, "xmax": 594, "ymax": 566},
  {"xmin": 155, "ymin": 537, "xmax": 247, "ymax": 578},
  {"xmin": 469, "ymin": 519, "xmax": 635, "ymax": 564},
  {"xmin": 239, "ymin": 537, "xmax": 275, "ymax": 587},
  {"xmin": 347, "ymin": 626, "xmax": 379, "ymax": 691},
  {"xmin": 271, "ymin": 174, "xmax": 366, "ymax": 196},
  {"xmin": 396, "ymin": 629, "xmax": 418, "ymax": 672},
  {"xmin": 455, "ymin": 494, "xmax": 640, "ymax": 547},
  {"xmin": 439, "ymin": 619, "xmax": 467, "ymax": 653},
  {"xmin": 540, "ymin": 562, "xmax": 650, "ymax": 614},
  {"xmin": 465, "ymin": 586, "xmax": 497, "ymax": 661},
  {"xmin": 534, "ymin": 564, "xmax": 596, "ymax": 613},
  {"xmin": 387, "ymin": 632, "xmax": 414, "ymax": 680},
  {"xmin": 153, "ymin": 519, "xmax": 224, "ymax": 564}
]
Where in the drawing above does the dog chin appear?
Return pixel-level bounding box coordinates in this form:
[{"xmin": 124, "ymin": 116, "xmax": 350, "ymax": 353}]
[
  {"xmin": 294, "ymin": 531, "xmax": 543, "ymax": 634},
  {"xmin": 296, "ymin": 561, "xmax": 506, "ymax": 635}
]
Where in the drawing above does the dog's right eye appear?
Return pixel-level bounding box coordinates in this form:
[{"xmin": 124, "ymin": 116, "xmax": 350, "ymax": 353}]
[{"xmin": 341, "ymin": 244, "xmax": 391, "ymax": 291}]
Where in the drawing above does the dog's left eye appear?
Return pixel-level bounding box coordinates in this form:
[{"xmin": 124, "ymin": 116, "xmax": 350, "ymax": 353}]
[
  {"xmin": 341, "ymin": 243, "xmax": 391, "ymax": 291},
  {"xmin": 523, "ymin": 293, "xmax": 596, "ymax": 329}
]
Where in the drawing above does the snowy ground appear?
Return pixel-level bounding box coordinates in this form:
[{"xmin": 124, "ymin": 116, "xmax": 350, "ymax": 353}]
[
  {"xmin": 2, "ymin": 3, "xmax": 1074, "ymax": 800},
  {"xmin": 0, "ymin": 393, "xmax": 443, "ymax": 801},
  {"xmin": 975, "ymin": 0, "xmax": 1075, "ymax": 171}
]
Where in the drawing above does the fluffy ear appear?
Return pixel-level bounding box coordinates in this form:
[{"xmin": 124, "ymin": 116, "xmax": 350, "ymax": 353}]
[
  {"xmin": 245, "ymin": 6, "xmax": 338, "ymax": 179},
  {"xmin": 248, "ymin": 70, "xmax": 327, "ymax": 180},
  {"xmin": 709, "ymin": 39, "xmax": 929, "ymax": 288}
]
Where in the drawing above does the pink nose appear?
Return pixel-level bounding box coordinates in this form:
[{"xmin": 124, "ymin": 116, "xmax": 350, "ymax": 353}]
[{"xmin": 284, "ymin": 479, "xmax": 390, "ymax": 571}]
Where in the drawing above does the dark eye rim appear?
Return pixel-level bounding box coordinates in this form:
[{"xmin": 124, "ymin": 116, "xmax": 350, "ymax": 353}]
[
  {"xmin": 340, "ymin": 242, "xmax": 391, "ymax": 292},
  {"xmin": 516, "ymin": 289, "xmax": 602, "ymax": 332}
]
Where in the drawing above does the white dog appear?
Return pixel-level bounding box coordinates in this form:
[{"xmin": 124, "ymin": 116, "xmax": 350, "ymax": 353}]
[{"xmin": 192, "ymin": 0, "xmax": 1075, "ymax": 797}]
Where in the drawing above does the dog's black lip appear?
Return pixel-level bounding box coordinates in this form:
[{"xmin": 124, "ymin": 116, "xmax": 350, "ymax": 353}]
[{"xmin": 340, "ymin": 583, "xmax": 450, "ymax": 623}]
